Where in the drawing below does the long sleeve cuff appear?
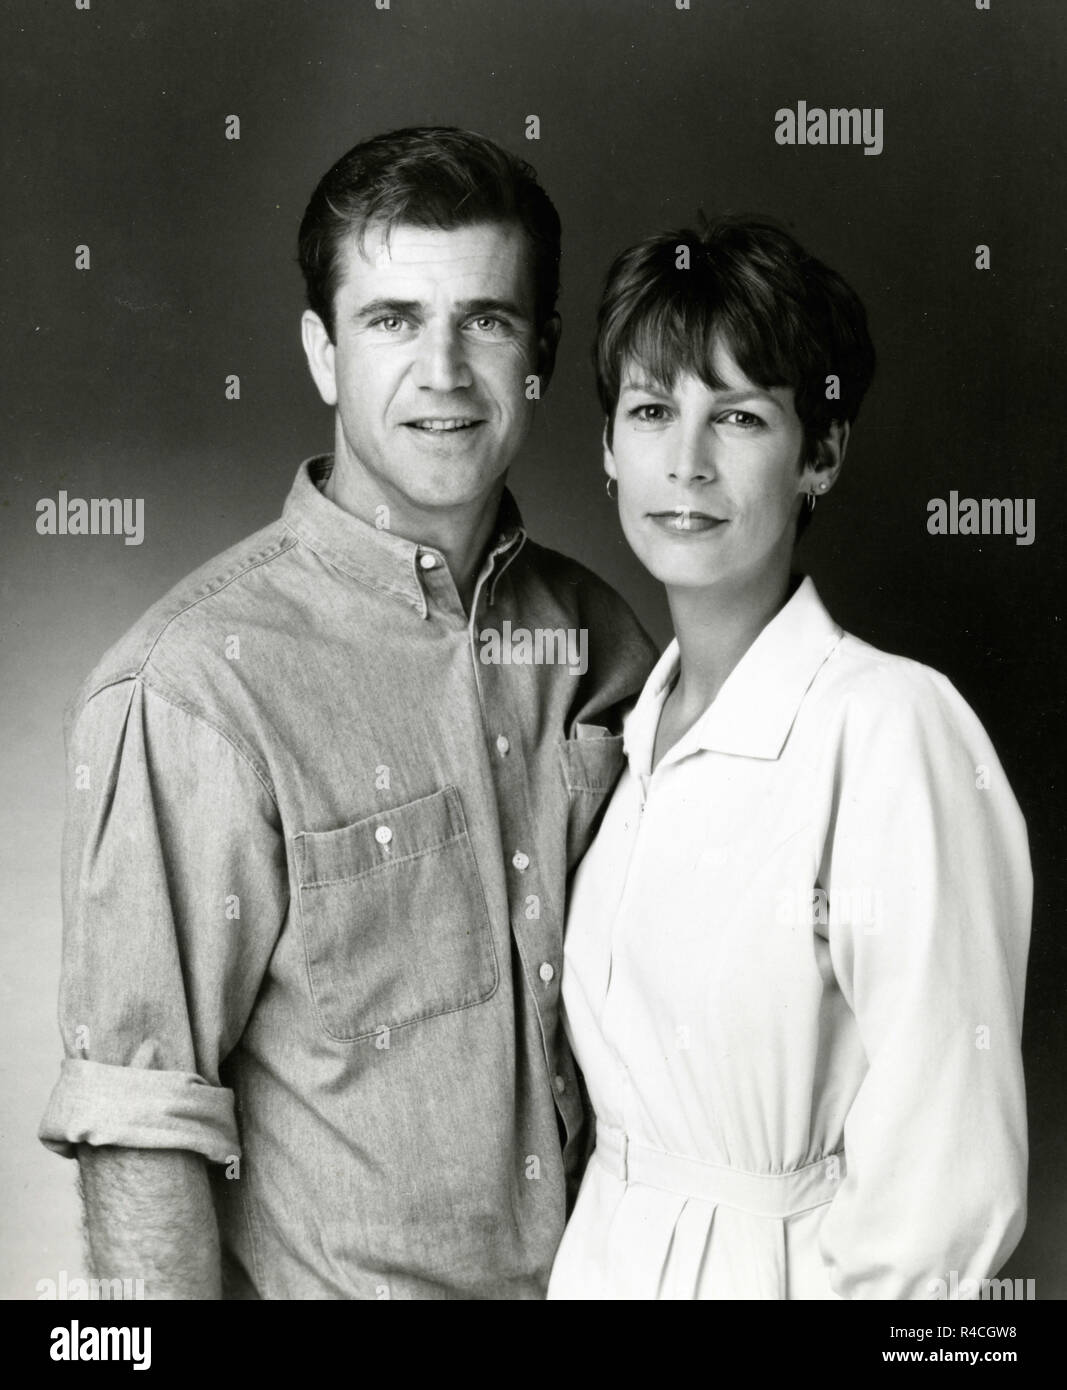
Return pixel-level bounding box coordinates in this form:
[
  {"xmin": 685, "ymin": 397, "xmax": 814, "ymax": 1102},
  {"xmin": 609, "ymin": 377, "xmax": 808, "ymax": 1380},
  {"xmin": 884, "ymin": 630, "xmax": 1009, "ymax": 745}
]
[{"xmin": 38, "ymin": 1058, "xmax": 240, "ymax": 1164}]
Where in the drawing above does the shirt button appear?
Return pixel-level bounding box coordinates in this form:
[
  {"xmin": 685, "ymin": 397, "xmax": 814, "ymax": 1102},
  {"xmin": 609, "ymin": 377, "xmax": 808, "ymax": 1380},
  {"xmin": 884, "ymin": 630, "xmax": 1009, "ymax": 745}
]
[
  {"xmin": 496, "ymin": 735, "xmax": 510, "ymax": 756},
  {"xmin": 418, "ymin": 553, "xmax": 437, "ymax": 570},
  {"xmin": 553, "ymin": 1074, "xmax": 566, "ymax": 1095},
  {"xmin": 538, "ymin": 961, "xmax": 555, "ymax": 983},
  {"xmin": 512, "ymin": 851, "xmax": 530, "ymax": 871},
  {"xmin": 375, "ymin": 826, "xmax": 393, "ymax": 846}
]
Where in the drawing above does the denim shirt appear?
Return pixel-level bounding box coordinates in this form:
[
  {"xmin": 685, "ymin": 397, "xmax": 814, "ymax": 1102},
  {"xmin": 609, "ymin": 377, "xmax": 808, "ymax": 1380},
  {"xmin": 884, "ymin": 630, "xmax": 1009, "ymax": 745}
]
[{"xmin": 39, "ymin": 457, "xmax": 658, "ymax": 1300}]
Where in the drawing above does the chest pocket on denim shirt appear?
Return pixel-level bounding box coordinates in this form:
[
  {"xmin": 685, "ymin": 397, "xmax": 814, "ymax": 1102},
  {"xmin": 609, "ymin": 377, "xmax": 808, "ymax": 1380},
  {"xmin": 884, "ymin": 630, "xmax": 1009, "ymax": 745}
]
[
  {"xmin": 558, "ymin": 730, "xmax": 626, "ymax": 875},
  {"xmin": 294, "ymin": 786, "xmax": 498, "ymax": 1042}
]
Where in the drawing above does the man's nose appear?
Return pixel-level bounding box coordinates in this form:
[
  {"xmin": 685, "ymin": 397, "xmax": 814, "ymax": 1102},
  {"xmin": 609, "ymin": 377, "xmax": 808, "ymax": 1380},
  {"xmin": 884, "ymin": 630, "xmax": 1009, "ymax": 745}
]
[
  {"xmin": 669, "ymin": 426, "xmax": 717, "ymax": 484},
  {"xmin": 412, "ymin": 326, "xmax": 473, "ymax": 392}
]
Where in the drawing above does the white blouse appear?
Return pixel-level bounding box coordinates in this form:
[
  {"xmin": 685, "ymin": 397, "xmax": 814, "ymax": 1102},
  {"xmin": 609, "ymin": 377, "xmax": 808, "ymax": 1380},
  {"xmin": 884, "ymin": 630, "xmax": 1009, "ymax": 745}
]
[{"xmin": 548, "ymin": 577, "xmax": 1031, "ymax": 1300}]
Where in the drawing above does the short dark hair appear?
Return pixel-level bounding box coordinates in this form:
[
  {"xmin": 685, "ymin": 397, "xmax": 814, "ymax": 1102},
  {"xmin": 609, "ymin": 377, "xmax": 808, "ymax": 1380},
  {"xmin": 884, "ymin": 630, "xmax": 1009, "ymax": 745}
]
[
  {"xmin": 298, "ymin": 126, "xmax": 562, "ymax": 341},
  {"xmin": 595, "ymin": 217, "xmax": 876, "ymax": 535}
]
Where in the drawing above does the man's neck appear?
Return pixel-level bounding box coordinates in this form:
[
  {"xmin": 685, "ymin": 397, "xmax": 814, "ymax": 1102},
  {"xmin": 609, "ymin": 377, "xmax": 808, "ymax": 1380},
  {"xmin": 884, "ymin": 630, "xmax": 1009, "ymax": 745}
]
[{"xmin": 323, "ymin": 455, "xmax": 506, "ymax": 616}]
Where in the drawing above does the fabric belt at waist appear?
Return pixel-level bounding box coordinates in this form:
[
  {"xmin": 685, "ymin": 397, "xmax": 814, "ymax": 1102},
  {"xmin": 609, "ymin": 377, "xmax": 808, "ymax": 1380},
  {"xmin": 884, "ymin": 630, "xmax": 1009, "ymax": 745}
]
[{"xmin": 594, "ymin": 1122, "xmax": 845, "ymax": 1219}]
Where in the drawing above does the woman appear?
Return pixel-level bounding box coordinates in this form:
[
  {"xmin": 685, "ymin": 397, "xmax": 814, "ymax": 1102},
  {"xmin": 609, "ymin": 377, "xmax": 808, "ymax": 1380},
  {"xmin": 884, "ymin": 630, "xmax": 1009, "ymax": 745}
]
[{"xmin": 547, "ymin": 218, "xmax": 1031, "ymax": 1300}]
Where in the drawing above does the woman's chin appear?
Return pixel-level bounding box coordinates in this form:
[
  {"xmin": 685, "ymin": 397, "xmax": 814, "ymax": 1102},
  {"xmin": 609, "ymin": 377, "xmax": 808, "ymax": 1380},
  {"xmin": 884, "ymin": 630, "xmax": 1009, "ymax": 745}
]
[{"xmin": 628, "ymin": 546, "xmax": 729, "ymax": 591}]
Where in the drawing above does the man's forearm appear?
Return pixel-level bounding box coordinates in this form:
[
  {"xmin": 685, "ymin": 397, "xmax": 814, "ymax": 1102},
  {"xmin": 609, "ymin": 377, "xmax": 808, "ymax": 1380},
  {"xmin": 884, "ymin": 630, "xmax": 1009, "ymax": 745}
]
[{"xmin": 77, "ymin": 1146, "xmax": 221, "ymax": 1299}]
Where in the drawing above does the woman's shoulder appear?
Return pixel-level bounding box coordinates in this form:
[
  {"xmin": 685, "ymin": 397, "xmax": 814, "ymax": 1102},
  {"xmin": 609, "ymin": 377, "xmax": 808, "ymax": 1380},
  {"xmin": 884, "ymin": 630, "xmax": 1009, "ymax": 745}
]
[
  {"xmin": 829, "ymin": 631, "xmax": 959, "ymax": 700},
  {"xmin": 814, "ymin": 629, "xmax": 993, "ymax": 754},
  {"xmin": 808, "ymin": 623, "xmax": 1028, "ymax": 844}
]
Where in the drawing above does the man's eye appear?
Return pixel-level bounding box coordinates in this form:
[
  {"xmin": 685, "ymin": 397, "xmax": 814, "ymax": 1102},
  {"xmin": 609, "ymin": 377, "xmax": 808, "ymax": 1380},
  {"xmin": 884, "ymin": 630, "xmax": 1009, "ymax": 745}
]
[
  {"xmin": 370, "ymin": 316, "xmax": 407, "ymax": 332},
  {"xmin": 719, "ymin": 410, "xmax": 764, "ymax": 428},
  {"xmin": 468, "ymin": 315, "xmax": 505, "ymax": 333}
]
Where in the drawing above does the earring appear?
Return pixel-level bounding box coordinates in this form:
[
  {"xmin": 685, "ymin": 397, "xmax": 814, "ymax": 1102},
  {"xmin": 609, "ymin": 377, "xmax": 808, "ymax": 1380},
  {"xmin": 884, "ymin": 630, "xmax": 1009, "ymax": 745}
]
[
  {"xmin": 807, "ymin": 480, "xmax": 830, "ymax": 511},
  {"xmin": 605, "ymin": 477, "xmax": 617, "ymax": 500}
]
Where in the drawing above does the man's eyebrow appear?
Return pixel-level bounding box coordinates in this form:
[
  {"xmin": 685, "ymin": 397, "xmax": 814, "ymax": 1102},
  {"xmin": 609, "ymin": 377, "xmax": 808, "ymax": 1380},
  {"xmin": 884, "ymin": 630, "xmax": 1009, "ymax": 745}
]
[
  {"xmin": 457, "ymin": 298, "xmax": 528, "ymax": 319},
  {"xmin": 352, "ymin": 298, "xmax": 423, "ymax": 321},
  {"xmin": 352, "ymin": 297, "xmax": 529, "ymax": 322}
]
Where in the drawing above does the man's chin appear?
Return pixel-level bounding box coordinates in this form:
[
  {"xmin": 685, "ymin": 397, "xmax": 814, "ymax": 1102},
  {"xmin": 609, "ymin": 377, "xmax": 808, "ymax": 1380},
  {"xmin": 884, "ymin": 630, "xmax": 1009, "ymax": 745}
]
[
  {"xmin": 392, "ymin": 463, "xmax": 510, "ymax": 515},
  {"xmin": 334, "ymin": 431, "xmax": 516, "ymax": 515}
]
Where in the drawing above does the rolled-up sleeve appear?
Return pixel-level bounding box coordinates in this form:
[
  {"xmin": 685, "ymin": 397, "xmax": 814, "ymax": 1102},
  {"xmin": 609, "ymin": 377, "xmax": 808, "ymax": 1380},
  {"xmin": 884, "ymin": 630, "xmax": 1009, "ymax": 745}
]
[
  {"xmin": 817, "ymin": 665, "xmax": 1032, "ymax": 1299},
  {"xmin": 39, "ymin": 677, "xmax": 287, "ymax": 1163}
]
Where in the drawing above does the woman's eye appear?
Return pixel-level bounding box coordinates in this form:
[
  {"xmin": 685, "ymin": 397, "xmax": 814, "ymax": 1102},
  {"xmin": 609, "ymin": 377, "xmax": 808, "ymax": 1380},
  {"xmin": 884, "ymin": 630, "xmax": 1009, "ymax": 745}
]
[
  {"xmin": 719, "ymin": 410, "xmax": 763, "ymax": 428},
  {"xmin": 629, "ymin": 404, "xmax": 671, "ymax": 423}
]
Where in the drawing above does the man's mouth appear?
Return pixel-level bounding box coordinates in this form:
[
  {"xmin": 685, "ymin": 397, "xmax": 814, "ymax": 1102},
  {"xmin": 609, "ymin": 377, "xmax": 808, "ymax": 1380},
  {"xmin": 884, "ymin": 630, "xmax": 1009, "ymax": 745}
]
[
  {"xmin": 648, "ymin": 507, "xmax": 726, "ymax": 533},
  {"xmin": 405, "ymin": 418, "xmax": 483, "ymax": 433}
]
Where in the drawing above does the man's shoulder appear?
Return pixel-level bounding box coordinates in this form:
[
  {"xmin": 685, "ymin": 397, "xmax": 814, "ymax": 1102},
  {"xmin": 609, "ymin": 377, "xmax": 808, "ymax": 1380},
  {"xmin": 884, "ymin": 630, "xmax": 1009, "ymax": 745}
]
[
  {"xmin": 72, "ymin": 517, "xmax": 298, "ymax": 713},
  {"xmin": 519, "ymin": 537, "xmax": 653, "ymax": 638},
  {"xmin": 516, "ymin": 537, "xmax": 660, "ymax": 702}
]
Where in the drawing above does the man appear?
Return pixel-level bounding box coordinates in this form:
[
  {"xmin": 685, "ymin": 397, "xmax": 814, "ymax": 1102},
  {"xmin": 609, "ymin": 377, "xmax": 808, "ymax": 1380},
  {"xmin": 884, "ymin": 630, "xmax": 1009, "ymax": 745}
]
[{"xmin": 38, "ymin": 127, "xmax": 657, "ymax": 1299}]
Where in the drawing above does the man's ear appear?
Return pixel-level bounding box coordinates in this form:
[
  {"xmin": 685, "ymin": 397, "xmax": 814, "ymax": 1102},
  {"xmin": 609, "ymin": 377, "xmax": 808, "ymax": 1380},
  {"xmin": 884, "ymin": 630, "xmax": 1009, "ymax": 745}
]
[
  {"xmin": 301, "ymin": 310, "xmax": 338, "ymax": 407},
  {"xmin": 801, "ymin": 419, "xmax": 850, "ymax": 495},
  {"xmin": 535, "ymin": 314, "xmax": 562, "ymax": 392}
]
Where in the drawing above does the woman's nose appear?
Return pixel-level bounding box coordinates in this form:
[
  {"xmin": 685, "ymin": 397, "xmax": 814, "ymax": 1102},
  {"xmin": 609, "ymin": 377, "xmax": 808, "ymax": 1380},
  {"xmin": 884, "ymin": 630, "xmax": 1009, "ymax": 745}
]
[{"xmin": 669, "ymin": 428, "xmax": 717, "ymax": 483}]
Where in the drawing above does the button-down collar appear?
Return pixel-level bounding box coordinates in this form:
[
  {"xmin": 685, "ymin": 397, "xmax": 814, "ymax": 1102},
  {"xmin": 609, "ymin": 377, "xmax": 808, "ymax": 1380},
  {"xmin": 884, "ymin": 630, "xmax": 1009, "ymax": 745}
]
[
  {"xmin": 282, "ymin": 455, "xmax": 527, "ymax": 618},
  {"xmin": 623, "ymin": 576, "xmax": 844, "ymax": 772}
]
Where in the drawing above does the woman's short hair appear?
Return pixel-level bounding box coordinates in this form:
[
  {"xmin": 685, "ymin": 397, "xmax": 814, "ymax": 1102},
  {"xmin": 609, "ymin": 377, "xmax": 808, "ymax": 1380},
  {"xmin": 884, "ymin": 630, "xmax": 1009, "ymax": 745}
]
[
  {"xmin": 595, "ymin": 216, "xmax": 876, "ymax": 471},
  {"xmin": 298, "ymin": 126, "xmax": 562, "ymax": 341}
]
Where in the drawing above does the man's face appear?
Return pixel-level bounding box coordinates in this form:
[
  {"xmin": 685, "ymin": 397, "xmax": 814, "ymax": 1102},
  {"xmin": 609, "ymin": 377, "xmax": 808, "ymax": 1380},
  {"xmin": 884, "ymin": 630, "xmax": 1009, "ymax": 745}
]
[{"xmin": 303, "ymin": 220, "xmax": 555, "ymax": 519}]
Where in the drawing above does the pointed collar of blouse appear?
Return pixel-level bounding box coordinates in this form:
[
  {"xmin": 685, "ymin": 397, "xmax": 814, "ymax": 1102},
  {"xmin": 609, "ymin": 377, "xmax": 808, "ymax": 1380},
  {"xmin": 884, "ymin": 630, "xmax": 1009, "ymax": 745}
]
[{"xmin": 623, "ymin": 575, "xmax": 845, "ymax": 774}]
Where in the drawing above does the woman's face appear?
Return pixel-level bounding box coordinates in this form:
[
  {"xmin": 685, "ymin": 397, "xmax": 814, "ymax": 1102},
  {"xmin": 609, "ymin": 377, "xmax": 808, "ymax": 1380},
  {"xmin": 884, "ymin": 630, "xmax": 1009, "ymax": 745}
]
[{"xmin": 605, "ymin": 340, "xmax": 830, "ymax": 597}]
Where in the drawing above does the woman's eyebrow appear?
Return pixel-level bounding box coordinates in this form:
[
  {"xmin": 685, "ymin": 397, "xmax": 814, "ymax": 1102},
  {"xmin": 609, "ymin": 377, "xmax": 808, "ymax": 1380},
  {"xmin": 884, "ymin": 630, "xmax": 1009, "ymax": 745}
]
[
  {"xmin": 618, "ymin": 379, "xmax": 788, "ymax": 417},
  {"xmin": 713, "ymin": 388, "xmax": 786, "ymax": 414},
  {"xmin": 620, "ymin": 377, "xmax": 671, "ymax": 394}
]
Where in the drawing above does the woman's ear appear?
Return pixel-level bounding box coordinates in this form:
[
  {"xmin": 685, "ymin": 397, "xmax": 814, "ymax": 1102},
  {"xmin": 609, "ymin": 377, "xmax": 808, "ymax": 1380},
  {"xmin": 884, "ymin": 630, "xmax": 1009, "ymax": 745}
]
[
  {"xmin": 802, "ymin": 420, "xmax": 850, "ymax": 495},
  {"xmin": 602, "ymin": 421, "xmax": 617, "ymax": 480}
]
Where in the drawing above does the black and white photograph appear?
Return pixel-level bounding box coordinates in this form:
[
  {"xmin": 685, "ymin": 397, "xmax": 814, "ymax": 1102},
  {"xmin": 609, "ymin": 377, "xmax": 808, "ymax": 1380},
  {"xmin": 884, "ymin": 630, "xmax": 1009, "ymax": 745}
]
[{"xmin": 2, "ymin": 0, "xmax": 1063, "ymax": 1355}]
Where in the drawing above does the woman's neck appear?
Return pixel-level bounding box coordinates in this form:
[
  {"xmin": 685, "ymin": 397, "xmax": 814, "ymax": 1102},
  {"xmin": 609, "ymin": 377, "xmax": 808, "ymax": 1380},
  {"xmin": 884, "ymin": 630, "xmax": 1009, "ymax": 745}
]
[{"xmin": 665, "ymin": 564, "xmax": 798, "ymax": 718}]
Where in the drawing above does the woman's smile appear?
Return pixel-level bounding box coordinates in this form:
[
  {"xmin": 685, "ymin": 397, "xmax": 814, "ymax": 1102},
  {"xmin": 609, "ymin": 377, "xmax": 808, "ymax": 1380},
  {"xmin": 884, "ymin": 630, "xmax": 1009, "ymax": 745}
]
[{"xmin": 647, "ymin": 508, "xmax": 727, "ymax": 535}]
